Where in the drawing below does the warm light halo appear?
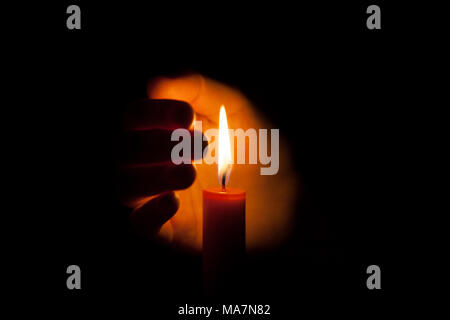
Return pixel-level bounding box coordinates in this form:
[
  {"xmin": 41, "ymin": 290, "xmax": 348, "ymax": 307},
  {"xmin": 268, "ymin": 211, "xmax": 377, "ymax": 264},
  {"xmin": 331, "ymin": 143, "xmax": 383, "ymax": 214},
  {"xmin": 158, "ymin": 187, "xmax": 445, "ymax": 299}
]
[{"xmin": 218, "ymin": 105, "xmax": 232, "ymax": 188}]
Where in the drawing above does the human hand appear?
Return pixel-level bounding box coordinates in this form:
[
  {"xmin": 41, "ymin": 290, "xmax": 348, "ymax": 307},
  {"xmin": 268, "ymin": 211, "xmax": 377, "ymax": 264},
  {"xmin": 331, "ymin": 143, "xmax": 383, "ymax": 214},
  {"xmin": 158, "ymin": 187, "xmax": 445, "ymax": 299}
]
[{"xmin": 119, "ymin": 74, "xmax": 300, "ymax": 252}]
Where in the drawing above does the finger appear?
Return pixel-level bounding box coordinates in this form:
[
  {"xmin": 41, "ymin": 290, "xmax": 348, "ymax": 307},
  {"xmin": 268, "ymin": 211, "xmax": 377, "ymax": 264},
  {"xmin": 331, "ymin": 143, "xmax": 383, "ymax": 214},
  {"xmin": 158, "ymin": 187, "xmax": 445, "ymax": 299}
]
[
  {"xmin": 147, "ymin": 74, "xmax": 250, "ymax": 118},
  {"xmin": 130, "ymin": 192, "xmax": 179, "ymax": 237},
  {"xmin": 122, "ymin": 99, "xmax": 194, "ymax": 131},
  {"xmin": 118, "ymin": 163, "xmax": 196, "ymax": 206},
  {"xmin": 118, "ymin": 129, "xmax": 208, "ymax": 165}
]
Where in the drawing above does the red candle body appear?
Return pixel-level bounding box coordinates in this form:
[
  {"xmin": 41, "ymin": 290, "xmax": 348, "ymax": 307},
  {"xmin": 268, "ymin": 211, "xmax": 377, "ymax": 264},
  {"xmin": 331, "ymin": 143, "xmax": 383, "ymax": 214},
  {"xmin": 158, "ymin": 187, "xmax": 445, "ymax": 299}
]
[{"xmin": 203, "ymin": 187, "xmax": 246, "ymax": 294}]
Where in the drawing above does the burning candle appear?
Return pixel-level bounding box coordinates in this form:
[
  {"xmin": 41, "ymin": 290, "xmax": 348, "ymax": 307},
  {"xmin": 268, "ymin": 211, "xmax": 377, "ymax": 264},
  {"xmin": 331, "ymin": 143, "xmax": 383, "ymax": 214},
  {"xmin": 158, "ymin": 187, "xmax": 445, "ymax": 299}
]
[{"xmin": 203, "ymin": 106, "xmax": 246, "ymax": 295}]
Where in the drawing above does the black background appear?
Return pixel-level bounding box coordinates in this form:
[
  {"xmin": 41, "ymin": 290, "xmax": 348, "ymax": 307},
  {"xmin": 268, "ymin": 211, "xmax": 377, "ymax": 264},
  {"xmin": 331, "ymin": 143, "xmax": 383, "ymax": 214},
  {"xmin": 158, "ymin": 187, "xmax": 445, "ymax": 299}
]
[{"xmin": 9, "ymin": 0, "xmax": 436, "ymax": 317}]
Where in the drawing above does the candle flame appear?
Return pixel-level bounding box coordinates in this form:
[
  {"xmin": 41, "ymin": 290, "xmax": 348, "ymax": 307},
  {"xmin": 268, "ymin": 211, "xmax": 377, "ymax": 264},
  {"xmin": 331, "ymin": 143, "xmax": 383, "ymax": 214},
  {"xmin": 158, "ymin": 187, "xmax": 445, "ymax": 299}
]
[{"xmin": 218, "ymin": 105, "xmax": 232, "ymax": 190}]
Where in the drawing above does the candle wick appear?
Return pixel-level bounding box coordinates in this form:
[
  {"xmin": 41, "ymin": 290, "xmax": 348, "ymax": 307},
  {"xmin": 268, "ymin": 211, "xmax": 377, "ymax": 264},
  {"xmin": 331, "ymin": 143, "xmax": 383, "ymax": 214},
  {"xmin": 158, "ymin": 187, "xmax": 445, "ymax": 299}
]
[{"xmin": 221, "ymin": 175, "xmax": 226, "ymax": 192}]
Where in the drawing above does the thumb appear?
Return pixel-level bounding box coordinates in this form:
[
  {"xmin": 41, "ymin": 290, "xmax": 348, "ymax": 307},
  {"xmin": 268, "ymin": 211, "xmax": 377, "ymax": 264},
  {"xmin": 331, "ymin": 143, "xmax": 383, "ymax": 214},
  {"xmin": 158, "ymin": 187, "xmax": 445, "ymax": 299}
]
[{"xmin": 147, "ymin": 74, "xmax": 252, "ymax": 119}]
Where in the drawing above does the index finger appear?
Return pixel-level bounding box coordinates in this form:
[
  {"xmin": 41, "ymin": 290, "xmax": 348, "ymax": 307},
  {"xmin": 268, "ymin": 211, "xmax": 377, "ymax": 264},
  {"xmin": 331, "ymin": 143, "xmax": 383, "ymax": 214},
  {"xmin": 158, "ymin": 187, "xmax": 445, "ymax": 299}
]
[{"xmin": 122, "ymin": 99, "xmax": 194, "ymax": 131}]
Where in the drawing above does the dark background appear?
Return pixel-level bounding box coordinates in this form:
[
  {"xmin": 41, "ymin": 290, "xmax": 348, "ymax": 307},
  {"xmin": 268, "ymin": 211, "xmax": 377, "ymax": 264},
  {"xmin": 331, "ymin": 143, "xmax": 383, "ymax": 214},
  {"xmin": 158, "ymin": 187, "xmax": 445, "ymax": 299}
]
[{"xmin": 11, "ymin": 0, "xmax": 434, "ymax": 317}]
